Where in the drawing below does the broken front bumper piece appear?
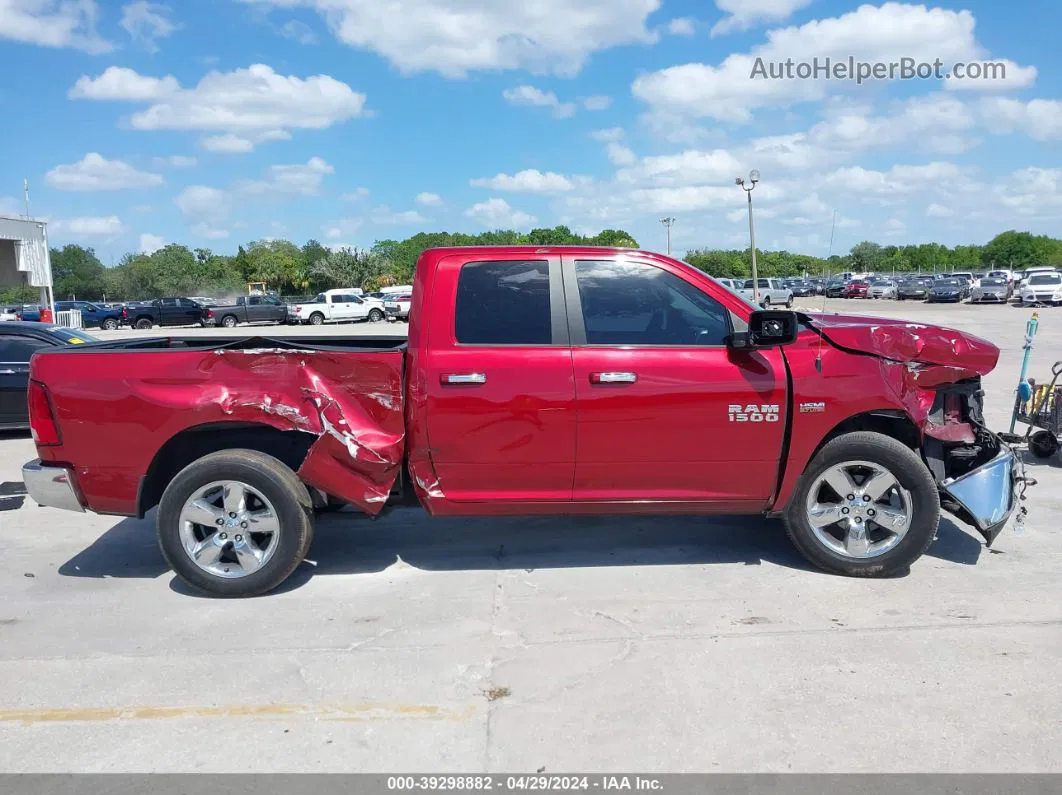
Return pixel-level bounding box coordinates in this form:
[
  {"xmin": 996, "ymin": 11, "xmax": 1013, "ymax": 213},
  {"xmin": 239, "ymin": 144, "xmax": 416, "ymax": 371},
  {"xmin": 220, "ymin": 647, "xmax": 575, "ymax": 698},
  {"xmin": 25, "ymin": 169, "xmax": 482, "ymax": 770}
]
[{"xmin": 940, "ymin": 449, "xmax": 1019, "ymax": 546}]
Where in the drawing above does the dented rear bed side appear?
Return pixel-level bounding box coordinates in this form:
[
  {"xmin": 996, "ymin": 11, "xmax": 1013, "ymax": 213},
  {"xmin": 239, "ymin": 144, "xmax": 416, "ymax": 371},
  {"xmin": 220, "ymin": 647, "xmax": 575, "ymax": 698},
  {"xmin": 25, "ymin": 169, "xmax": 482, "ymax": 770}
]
[{"xmin": 30, "ymin": 338, "xmax": 406, "ymax": 516}]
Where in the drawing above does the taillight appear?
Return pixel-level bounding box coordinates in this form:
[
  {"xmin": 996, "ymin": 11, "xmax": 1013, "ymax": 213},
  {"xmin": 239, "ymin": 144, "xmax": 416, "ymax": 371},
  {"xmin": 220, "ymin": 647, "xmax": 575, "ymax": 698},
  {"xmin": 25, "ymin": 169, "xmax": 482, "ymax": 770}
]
[
  {"xmin": 121, "ymin": 307, "xmax": 127, "ymax": 318},
  {"xmin": 294, "ymin": 305, "xmax": 302, "ymax": 312},
  {"xmin": 28, "ymin": 381, "xmax": 61, "ymax": 446},
  {"xmin": 207, "ymin": 309, "xmax": 215, "ymax": 318}
]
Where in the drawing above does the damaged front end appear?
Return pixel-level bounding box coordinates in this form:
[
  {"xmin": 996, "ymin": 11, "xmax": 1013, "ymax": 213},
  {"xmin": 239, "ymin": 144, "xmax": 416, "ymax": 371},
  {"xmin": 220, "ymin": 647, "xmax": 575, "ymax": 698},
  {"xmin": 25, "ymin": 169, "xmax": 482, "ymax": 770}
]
[{"xmin": 921, "ymin": 382, "xmax": 1025, "ymax": 545}]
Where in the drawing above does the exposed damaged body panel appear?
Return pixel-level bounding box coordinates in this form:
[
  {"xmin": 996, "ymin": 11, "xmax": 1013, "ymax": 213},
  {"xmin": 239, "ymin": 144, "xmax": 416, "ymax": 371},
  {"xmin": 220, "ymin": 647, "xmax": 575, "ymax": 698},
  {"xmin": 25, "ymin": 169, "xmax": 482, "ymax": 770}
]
[{"xmin": 31, "ymin": 336, "xmax": 407, "ymax": 516}]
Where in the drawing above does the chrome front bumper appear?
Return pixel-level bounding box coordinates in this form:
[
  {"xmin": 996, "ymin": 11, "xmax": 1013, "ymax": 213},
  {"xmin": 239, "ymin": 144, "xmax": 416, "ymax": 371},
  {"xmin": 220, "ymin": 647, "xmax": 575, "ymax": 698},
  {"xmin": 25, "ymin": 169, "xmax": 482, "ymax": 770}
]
[
  {"xmin": 22, "ymin": 460, "xmax": 85, "ymax": 513},
  {"xmin": 940, "ymin": 449, "xmax": 1018, "ymax": 546}
]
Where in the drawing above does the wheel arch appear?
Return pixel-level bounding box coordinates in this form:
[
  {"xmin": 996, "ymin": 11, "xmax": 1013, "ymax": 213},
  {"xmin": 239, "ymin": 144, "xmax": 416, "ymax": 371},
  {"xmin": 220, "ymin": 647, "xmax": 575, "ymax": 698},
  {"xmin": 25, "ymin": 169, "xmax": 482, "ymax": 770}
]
[{"xmin": 137, "ymin": 422, "xmax": 318, "ymax": 517}]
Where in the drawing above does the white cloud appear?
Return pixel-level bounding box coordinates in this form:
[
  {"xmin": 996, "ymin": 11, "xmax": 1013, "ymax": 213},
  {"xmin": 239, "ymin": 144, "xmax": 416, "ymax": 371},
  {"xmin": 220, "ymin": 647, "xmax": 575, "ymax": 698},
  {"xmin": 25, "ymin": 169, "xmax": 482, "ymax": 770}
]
[
  {"xmin": 176, "ymin": 185, "xmax": 229, "ymax": 217},
  {"xmin": 371, "ymin": 206, "xmax": 428, "ymax": 225},
  {"xmin": 583, "ymin": 95, "xmax": 612, "ymax": 111},
  {"xmin": 153, "ymin": 154, "xmax": 197, "ymax": 168},
  {"xmin": 340, "ymin": 187, "xmax": 370, "ymax": 201},
  {"xmin": 615, "ymin": 149, "xmax": 744, "ymax": 187},
  {"xmin": 69, "ymin": 66, "xmax": 180, "ymax": 101},
  {"xmin": 634, "ymin": 4, "xmax": 1032, "ymax": 122},
  {"xmin": 994, "ymin": 168, "xmax": 1062, "ymax": 219},
  {"xmin": 238, "ymin": 157, "xmax": 334, "ymax": 196},
  {"xmin": 710, "ymin": 0, "xmax": 812, "ymax": 37},
  {"xmin": 0, "ymin": 0, "xmax": 112, "ymax": 53},
  {"xmin": 53, "ymin": 216, "xmax": 124, "ymax": 236},
  {"xmin": 46, "ymin": 153, "xmax": 164, "ymax": 192},
  {"xmin": 191, "ymin": 223, "xmax": 229, "ymax": 239},
  {"xmin": 503, "ymin": 85, "xmax": 577, "ymax": 118},
  {"xmin": 416, "ymin": 192, "xmax": 442, "ymax": 206},
  {"xmin": 668, "ymin": 17, "xmax": 696, "ymax": 36},
  {"xmin": 471, "ymin": 169, "xmax": 576, "ymax": 193},
  {"xmin": 278, "ymin": 19, "xmax": 317, "ymax": 44},
  {"xmin": 200, "ymin": 133, "xmax": 256, "ymax": 153},
  {"xmin": 71, "ymin": 64, "xmax": 368, "ymax": 150},
  {"xmin": 884, "ymin": 218, "xmax": 907, "ymax": 235},
  {"xmin": 324, "ymin": 218, "xmax": 363, "ymax": 240},
  {"xmin": 140, "ymin": 233, "xmax": 166, "ymax": 254},
  {"xmin": 606, "ymin": 143, "xmax": 637, "ymax": 166},
  {"xmin": 926, "ymin": 203, "xmax": 955, "ymax": 218},
  {"xmin": 465, "ymin": 198, "xmax": 537, "ymax": 229},
  {"xmin": 978, "ymin": 97, "xmax": 1062, "ymax": 141},
  {"xmin": 944, "ymin": 59, "xmax": 1037, "ymax": 93},
  {"xmin": 591, "ymin": 127, "xmax": 625, "ymax": 142},
  {"xmin": 120, "ymin": 2, "xmax": 178, "ymax": 53},
  {"xmin": 245, "ymin": 0, "xmax": 660, "ymax": 78}
]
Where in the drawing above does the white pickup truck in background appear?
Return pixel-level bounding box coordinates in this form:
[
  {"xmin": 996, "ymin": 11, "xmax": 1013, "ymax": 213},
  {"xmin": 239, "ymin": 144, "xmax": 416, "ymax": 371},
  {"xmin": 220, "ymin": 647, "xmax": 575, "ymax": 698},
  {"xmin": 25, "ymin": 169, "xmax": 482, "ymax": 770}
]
[
  {"xmin": 738, "ymin": 278, "xmax": 794, "ymax": 308},
  {"xmin": 290, "ymin": 289, "xmax": 386, "ymax": 325}
]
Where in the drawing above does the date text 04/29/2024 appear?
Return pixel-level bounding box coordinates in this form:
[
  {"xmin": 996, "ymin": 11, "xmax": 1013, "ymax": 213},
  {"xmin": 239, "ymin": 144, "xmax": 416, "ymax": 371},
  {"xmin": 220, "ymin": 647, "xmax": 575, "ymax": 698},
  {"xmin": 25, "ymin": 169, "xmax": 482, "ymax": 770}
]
[{"xmin": 386, "ymin": 776, "xmax": 664, "ymax": 791}]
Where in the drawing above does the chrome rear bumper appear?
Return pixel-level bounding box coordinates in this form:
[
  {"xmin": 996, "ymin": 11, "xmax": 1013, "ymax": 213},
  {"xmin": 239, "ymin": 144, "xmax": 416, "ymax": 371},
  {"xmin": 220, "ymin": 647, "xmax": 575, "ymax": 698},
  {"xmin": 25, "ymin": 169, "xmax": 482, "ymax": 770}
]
[{"xmin": 22, "ymin": 459, "xmax": 85, "ymax": 513}]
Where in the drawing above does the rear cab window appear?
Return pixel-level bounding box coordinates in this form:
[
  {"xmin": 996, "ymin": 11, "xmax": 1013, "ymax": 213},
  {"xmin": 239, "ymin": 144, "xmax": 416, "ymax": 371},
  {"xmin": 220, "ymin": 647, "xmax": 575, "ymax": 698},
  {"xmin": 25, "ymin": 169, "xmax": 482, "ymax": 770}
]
[{"xmin": 455, "ymin": 261, "xmax": 551, "ymax": 345}]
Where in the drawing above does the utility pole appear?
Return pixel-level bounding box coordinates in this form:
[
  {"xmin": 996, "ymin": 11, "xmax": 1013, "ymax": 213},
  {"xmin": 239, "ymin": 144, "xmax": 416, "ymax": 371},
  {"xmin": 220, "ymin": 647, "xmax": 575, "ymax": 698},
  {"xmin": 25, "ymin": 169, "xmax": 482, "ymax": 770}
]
[
  {"xmin": 23, "ymin": 178, "xmax": 30, "ymax": 219},
  {"xmin": 735, "ymin": 170, "xmax": 761, "ymax": 303},
  {"xmin": 660, "ymin": 217, "xmax": 676, "ymax": 256}
]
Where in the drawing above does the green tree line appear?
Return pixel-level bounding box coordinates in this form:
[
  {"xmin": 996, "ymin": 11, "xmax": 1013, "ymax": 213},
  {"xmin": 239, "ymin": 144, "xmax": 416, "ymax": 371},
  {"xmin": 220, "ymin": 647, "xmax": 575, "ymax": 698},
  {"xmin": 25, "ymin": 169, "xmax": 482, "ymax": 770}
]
[{"xmin": 2, "ymin": 228, "xmax": 1060, "ymax": 305}]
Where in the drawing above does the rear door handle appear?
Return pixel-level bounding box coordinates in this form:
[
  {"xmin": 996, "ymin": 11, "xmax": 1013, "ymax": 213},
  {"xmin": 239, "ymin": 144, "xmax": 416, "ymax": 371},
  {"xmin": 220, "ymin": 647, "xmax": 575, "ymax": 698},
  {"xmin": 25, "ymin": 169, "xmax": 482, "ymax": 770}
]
[
  {"xmin": 590, "ymin": 372, "xmax": 637, "ymax": 384},
  {"xmin": 442, "ymin": 373, "xmax": 487, "ymax": 385}
]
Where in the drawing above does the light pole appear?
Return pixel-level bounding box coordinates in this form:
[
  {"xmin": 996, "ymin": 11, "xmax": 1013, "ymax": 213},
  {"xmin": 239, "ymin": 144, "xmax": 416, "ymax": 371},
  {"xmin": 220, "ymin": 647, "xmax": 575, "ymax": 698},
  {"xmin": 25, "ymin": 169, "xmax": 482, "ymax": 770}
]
[
  {"xmin": 660, "ymin": 217, "xmax": 676, "ymax": 256},
  {"xmin": 735, "ymin": 170, "xmax": 761, "ymax": 303}
]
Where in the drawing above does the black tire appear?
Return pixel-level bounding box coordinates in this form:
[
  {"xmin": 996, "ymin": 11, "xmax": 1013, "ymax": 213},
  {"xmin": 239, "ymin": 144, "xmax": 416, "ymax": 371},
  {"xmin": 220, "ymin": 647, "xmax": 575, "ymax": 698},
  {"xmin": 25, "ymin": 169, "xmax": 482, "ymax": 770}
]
[
  {"xmin": 101, "ymin": 318, "xmax": 119, "ymax": 331},
  {"xmin": 1029, "ymin": 430, "xmax": 1060, "ymax": 459},
  {"xmin": 157, "ymin": 450, "xmax": 315, "ymax": 597},
  {"xmin": 783, "ymin": 431, "xmax": 940, "ymax": 577},
  {"xmin": 785, "ymin": 296, "xmax": 793, "ymax": 309},
  {"xmin": 762, "ymin": 296, "xmax": 771, "ymax": 308},
  {"xmin": 309, "ymin": 312, "xmax": 324, "ymax": 326},
  {"xmin": 368, "ymin": 308, "xmax": 384, "ymax": 322},
  {"xmin": 221, "ymin": 315, "xmax": 238, "ymax": 328},
  {"xmin": 135, "ymin": 317, "xmax": 153, "ymax": 330}
]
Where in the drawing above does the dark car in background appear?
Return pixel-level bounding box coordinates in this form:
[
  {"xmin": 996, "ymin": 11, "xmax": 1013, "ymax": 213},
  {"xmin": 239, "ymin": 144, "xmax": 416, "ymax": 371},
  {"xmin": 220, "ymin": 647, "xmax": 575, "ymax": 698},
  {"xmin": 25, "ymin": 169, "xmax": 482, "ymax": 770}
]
[
  {"xmin": 207, "ymin": 295, "xmax": 289, "ymax": 328},
  {"xmin": 54, "ymin": 301, "xmax": 123, "ymax": 330},
  {"xmin": 927, "ymin": 278, "xmax": 969, "ymax": 303},
  {"xmin": 825, "ymin": 279, "xmax": 847, "ymax": 297},
  {"xmin": 787, "ymin": 280, "xmax": 817, "ymax": 297},
  {"xmin": 123, "ymin": 297, "xmax": 214, "ymax": 329},
  {"xmin": 897, "ymin": 277, "xmax": 934, "ymax": 301},
  {"xmin": 0, "ymin": 322, "xmax": 98, "ymax": 430}
]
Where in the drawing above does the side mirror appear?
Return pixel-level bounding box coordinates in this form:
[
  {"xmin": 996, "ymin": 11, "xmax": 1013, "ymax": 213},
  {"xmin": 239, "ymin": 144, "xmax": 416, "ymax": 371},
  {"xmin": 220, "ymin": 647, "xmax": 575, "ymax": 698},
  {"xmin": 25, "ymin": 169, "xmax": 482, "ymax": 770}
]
[{"xmin": 729, "ymin": 310, "xmax": 799, "ymax": 349}]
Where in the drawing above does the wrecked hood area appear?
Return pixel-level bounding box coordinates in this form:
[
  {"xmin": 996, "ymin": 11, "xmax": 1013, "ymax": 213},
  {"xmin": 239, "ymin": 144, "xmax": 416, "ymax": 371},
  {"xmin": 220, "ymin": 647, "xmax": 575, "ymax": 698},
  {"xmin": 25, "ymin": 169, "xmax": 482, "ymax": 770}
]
[
  {"xmin": 134, "ymin": 338, "xmax": 406, "ymax": 515},
  {"xmin": 801, "ymin": 312, "xmax": 1000, "ymax": 381}
]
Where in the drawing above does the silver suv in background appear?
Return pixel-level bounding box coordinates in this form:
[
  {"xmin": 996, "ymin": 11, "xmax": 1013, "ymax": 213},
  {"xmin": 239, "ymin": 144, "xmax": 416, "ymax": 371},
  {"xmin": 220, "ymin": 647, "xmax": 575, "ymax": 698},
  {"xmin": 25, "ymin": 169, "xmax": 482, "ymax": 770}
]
[{"xmin": 739, "ymin": 278, "xmax": 794, "ymax": 308}]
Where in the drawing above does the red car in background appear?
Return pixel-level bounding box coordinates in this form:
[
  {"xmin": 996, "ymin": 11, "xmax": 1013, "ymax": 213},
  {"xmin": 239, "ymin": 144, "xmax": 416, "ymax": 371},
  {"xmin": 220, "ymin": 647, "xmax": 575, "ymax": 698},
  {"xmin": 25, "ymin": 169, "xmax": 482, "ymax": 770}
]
[{"xmin": 843, "ymin": 280, "xmax": 870, "ymax": 299}]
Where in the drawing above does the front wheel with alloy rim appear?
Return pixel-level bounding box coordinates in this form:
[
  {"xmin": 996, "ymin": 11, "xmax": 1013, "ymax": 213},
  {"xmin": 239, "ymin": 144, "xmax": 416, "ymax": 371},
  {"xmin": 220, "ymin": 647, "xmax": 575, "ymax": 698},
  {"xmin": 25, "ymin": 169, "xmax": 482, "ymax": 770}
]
[
  {"xmin": 157, "ymin": 449, "xmax": 314, "ymax": 597},
  {"xmin": 783, "ymin": 431, "xmax": 939, "ymax": 577}
]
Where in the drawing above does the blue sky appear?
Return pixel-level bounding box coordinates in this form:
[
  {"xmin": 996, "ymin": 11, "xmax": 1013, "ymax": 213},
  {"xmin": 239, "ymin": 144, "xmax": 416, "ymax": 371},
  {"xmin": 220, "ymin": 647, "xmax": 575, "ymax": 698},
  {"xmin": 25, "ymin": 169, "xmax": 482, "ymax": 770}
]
[{"xmin": 0, "ymin": 0, "xmax": 1059, "ymax": 262}]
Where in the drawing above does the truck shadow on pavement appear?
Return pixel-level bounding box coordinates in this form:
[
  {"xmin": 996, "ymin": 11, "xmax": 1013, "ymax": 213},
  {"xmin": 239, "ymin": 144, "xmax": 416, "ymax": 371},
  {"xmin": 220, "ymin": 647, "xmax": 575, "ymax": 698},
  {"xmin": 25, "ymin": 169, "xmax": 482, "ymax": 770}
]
[{"xmin": 57, "ymin": 508, "xmax": 984, "ymax": 593}]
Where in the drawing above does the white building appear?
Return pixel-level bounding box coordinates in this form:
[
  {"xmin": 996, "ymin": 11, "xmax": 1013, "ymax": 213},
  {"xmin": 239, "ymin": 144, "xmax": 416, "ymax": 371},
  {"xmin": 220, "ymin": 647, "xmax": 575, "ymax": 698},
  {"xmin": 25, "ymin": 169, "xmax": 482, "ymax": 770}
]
[{"xmin": 0, "ymin": 215, "xmax": 54, "ymax": 311}]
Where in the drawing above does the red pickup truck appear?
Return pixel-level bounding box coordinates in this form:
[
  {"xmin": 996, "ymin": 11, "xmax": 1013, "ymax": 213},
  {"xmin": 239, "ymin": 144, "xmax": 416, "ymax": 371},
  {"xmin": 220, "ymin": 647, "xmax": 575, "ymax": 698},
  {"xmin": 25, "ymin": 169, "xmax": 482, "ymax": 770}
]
[{"xmin": 22, "ymin": 246, "xmax": 1021, "ymax": 596}]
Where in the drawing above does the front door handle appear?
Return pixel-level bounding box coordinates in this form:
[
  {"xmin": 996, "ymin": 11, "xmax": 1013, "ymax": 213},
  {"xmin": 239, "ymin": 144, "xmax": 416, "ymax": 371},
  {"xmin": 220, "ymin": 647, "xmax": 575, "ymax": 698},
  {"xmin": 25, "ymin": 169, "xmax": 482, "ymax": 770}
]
[
  {"xmin": 442, "ymin": 373, "xmax": 487, "ymax": 385},
  {"xmin": 590, "ymin": 372, "xmax": 637, "ymax": 384}
]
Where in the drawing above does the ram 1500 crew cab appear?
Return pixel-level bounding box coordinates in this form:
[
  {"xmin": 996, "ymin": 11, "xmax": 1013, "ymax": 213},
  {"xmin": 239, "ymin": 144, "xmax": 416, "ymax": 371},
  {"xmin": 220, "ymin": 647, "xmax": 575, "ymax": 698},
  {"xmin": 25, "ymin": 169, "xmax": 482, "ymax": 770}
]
[{"xmin": 22, "ymin": 246, "xmax": 1023, "ymax": 596}]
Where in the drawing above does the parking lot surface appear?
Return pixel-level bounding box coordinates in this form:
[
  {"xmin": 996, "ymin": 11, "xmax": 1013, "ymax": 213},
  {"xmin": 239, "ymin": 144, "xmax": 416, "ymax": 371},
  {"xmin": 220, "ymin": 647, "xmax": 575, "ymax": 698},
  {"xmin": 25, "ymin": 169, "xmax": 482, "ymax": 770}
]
[{"xmin": 1, "ymin": 300, "xmax": 1061, "ymax": 772}]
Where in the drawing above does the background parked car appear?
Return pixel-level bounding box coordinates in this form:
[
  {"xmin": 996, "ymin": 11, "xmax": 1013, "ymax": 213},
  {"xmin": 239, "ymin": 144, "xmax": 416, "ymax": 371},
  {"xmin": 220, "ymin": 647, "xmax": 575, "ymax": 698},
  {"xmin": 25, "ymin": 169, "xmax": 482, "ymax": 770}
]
[
  {"xmin": 290, "ymin": 289, "xmax": 386, "ymax": 325},
  {"xmin": 868, "ymin": 278, "xmax": 897, "ymax": 299},
  {"xmin": 208, "ymin": 295, "xmax": 289, "ymax": 328},
  {"xmin": 970, "ymin": 277, "xmax": 1012, "ymax": 303},
  {"xmin": 384, "ymin": 293, "xmax": 413, "ymax": 322},
  {"xmin": 54, "ymin": 300, "xmax": 123, "ymax": 330},
  {"xmin": 787, "ymin": 279, "xmax": 817, "ymax": 297},
  {"xmin": 1019, "ymin": 272, "xmax": 1062, "ymax": 305},
  {"xmin": 1017, "ymin": 267, "xmax": 1059, "ymax": 289},
  {"xmin": 927, "ymin": 278, "xmax": 970, "ymax": 303},
  {"xmin": 897, "ymin": 277, "xmax": 933, "ymax": 300},
  {"xmin": 842, "ymin": 280, "xmax": 870, "ymax": 299},
  {"xmin": 738, "ymin": 278, "xmax": 793, "ymax": 308},
  {"xmin": 1, "ymin": 306, "xmax": 19, "ymax": 321},
  {"xmin": 824, "ymin": 279, "xmax": 847, "ymax": 297},
  {"xmin": 123, "ymin": 297, "xmax": 214, "ymax": 329},
  {"xmin": 0, "ymin": 322, "xmax": 98, "ymax": 430}
]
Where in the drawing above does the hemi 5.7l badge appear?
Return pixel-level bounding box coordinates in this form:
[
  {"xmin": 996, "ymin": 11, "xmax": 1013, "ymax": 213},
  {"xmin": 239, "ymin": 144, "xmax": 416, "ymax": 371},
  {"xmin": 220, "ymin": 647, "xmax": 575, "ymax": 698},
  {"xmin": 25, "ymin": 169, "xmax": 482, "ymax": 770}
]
[{"xmin": 800, "ymin": 402, "xmax": 826, "ymax": 413}]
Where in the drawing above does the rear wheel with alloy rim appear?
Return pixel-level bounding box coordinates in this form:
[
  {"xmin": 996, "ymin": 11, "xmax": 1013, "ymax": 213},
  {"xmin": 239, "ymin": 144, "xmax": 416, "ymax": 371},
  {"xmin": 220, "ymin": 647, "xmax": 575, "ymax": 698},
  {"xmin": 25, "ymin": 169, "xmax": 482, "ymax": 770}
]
[
  {"xmin": 783, "ymin": 431, "xmax": 939, "ymax": 577},
  {"xmin": 157, "ymin": 450, "xmax": 314, "ymax": 597},
  {"xmin": 368, "ymin": 308, "xmax": 384, "ymax": 322}
]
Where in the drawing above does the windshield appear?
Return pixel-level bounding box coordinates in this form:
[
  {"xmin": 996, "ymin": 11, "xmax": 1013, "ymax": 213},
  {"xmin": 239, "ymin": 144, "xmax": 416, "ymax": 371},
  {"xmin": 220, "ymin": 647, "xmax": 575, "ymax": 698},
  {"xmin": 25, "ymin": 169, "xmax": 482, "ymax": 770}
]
[
  {"xmin": 47, "ymin": 327, "xmax": 99, "ymax": 344},
  {"xmin": 934, "ymin": 280, "xmax": 960, "ymax": 287},
  {"xmin": 1029, "ymin": 274, "xmax": 1061, "ymax": 285},
  {"xmin": 981, "ymin": 278, "xmax": 1006, "ymax": 286}
]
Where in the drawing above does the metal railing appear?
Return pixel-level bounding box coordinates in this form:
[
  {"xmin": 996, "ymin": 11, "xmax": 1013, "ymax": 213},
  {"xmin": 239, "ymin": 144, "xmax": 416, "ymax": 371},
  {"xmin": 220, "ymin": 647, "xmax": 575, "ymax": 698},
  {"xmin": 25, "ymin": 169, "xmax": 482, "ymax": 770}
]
[{"xmin": 54, "ymin": 309, "xmax": 83, "ymax": 329}]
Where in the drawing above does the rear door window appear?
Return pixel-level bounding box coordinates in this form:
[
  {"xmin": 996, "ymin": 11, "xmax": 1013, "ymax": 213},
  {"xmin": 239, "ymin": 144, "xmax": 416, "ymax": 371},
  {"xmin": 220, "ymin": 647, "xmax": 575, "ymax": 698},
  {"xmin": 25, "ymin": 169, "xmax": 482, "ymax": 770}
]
[
  {"xmin": 0, "ymin": 335, "xmax": 54, "ymax": 362},
  {"xmin": 455, "ymin": 261, "xmax": 551, "ymax": 344}
]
